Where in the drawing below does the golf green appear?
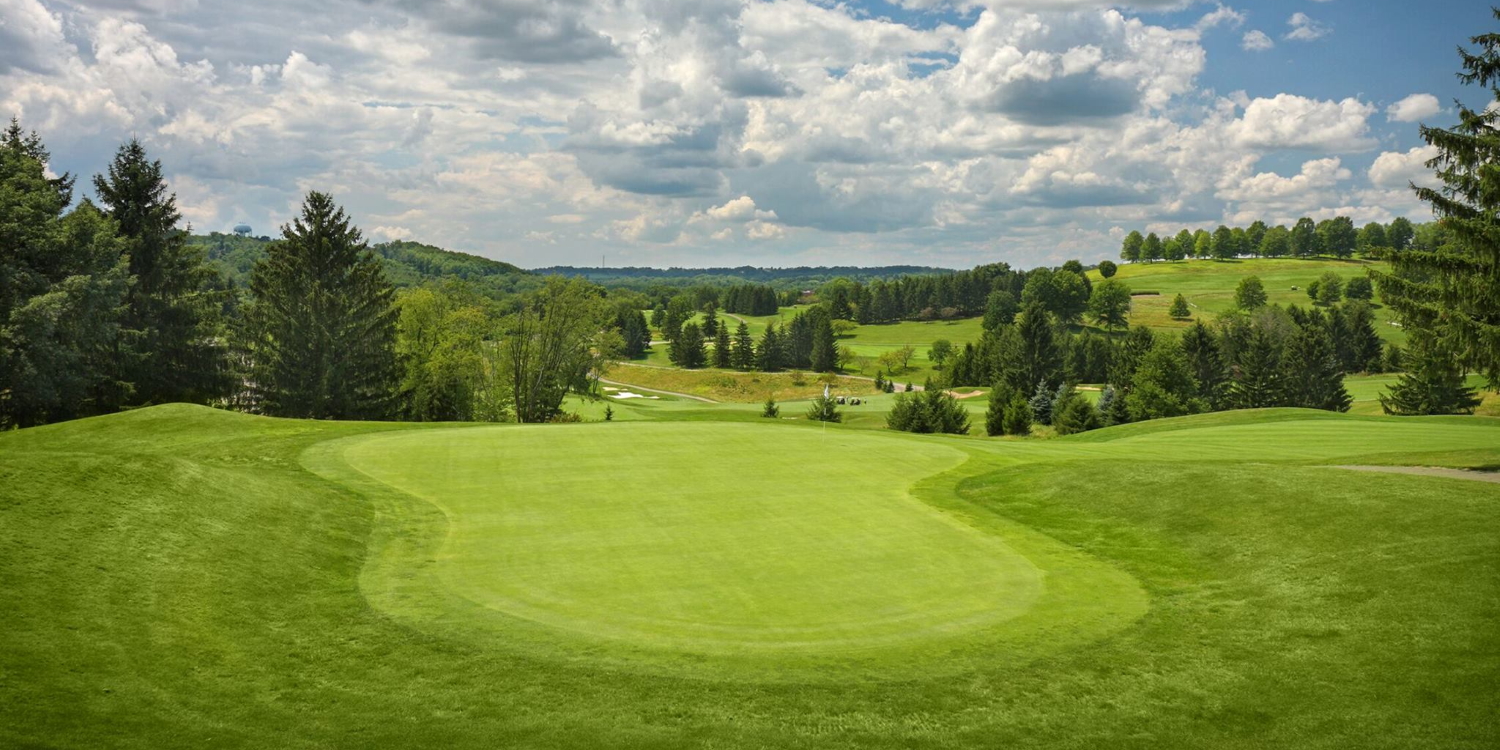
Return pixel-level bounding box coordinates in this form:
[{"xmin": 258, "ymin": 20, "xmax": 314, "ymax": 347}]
[{"xmin": 311, "ymin": 421, "xmax": 1146, "ymax": 677}]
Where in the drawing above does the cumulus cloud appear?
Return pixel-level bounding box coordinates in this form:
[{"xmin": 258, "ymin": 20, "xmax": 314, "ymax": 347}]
[
  {"xmin": 1368, "ymin": 145, "xmax": 1440, "ymax": 189},
  {"xmin": 1241, "ymin": 30, "xmax": 1273, "ymax": 52},
  {"xmin": 1285, "ymin": 13, "xmax": 1329, "ymax": 42},
  {"xmin": 1227, "ymin": 94, "xmax": 1377, "ymax": 152},
  {"xmin": 1386, "ymin": 93, "xmax": 1441, "ymax": 123}
]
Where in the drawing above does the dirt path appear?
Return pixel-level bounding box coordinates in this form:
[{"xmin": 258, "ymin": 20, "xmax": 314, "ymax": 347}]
[
  {"xmin": 598, "ymin": 378, "xmax": 718, "ymax": 403},
  {"xmin": 1333, "ymin": 465, "xmax": 1500, "ymax": 484}
]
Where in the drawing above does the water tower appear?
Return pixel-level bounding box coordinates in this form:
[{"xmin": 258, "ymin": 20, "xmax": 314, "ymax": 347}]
[{"xmin": 233, "ymin": 224, "xmax": 252, "ymax": 237}]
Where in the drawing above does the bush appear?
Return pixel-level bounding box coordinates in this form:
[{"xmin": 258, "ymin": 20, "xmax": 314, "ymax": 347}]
[
  {"xmin": 761, "ymin": 397, "xmax": 779, "ymax": 418},
  {"xmin": 1002, "ymin": 399, "xmax": 1032, "ymax": 436},
  {"xmin": 1053, "ymin": 390, "xmax": 1102, "ymax": 435},
  {"xmin": 805, "ymin": 395, "xmax": 841, "ymax": 422}
]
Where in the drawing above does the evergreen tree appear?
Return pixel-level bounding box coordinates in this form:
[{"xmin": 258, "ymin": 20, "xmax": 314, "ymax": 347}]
[
  {"xmin": 238, "ymin": 191, "xmax": 398, "ymax": 419},
  {"xmin": 983, "ymin": 290, "xmax": 1018, "ymax": 331},
  {"xmin": 761, "ymin": 395, "xmax": 780, "ymax": 418},
  {"xmin": 886, "ymin": 391, "xmax": 929, "ymax": 432},
  {"xmin": 1228, "ymin": 326, "xmax": 1282, "ymax": 409},
  {"xmin": 1180, "ymin": 320, "xmax": 1226, "ymax": 409},
  {"xmin": 921, "ymin": 379, "xmax": 971, "ymax": 434},
  {"xmin": 998, "ymin": 301, "xmax": 1063, "ymax": 394},
  {"xmin": 1110, "ymin": 325, "xmax": 1156, "ymax": 389},
  {"xmin": 732, "ymin": 321, "xmax": 755, "ymax": 370},
  {"xmin": 806, "ymin": 394, "xmax": 842, "ymax": 422},
  {"xmin": 1380, "ymin": 335, "xmax": 1482, "ymax": 414},
  {"xmin": 1169, "ymin": 293, "xmax": 1191, "ymax": 320},
  {"xmin": 1344, "ymin": 302, "xmax": 1384, "ymax": 373},
  {"xmin": 1002, "ymin": 398, "xmax": 1032, "ymax": 436},
  {"xmin": 1280, "ymin": 323, "xmax": 1352, "ymax": 412},
  {"xmin": 1372, "ymin": 14, "xmax": 1500, "ymax": 386},
  {"xmin": 809, "ymin": 311, "xmax": 838, "ymax": 372},
  {"xmin": 985, "ymin": 381, "xmax": 1016, "ymax": 436},
  {"xmin": 1028, "ymin": 383, "xmax": 1055, "ymax": 426},
  {"xmin": 756, "ymin": 323, "xmax": 783, "ymax": 371},
  {"xmin": 701, "ymin": 303, "xmax": 718, "ymax": 338},
  {"xmin": 1125, "ymin": 337, "xmax": 1202, "ymax": 421},
  {"xmin": 670, "ymin": 322, "xmax": 707, "ymax": 368},
  {"xmin": 1053, "ymin": 387, "xmax": 1102, "ymax": 435},
  {"xmin": 713, "ymin": 323, "xmax": 732, "ymax": 368},
  {"xmin": 94, "ymin": 139, "xmax": 227, "ymax": 405}
]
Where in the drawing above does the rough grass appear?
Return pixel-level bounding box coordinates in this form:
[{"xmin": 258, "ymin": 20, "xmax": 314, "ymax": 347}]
[
  {"xmin": 605, "ymin": 362, "xmax": 881, "ymax": 402},
  {"xmin": 2, "ymin": 404, "xmax": 1498, "ymax": 748}
]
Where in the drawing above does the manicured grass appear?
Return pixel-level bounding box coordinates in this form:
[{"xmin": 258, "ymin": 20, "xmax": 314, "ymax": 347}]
[
  {"xmin": 3, "ymin": 404, "xmax": 1498, "ymax": 747},
  {"xmin": 1092, "ymin": 257, "xmax": 1402, "ymax": 341}
]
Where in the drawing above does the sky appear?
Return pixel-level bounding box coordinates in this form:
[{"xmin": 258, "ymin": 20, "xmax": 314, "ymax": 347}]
[{"xmin": 0, "ymin": 0, "xmax": 1486, "ymax": 270}]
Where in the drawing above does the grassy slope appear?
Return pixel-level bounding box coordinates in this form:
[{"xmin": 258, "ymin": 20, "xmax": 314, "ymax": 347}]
[
  {"xmin": 1094, "ymin": 257, "xmax": 1402, "ymax": 342},
  {"xmin": 2, "ymin": 405, "xmax": 1498, "ymax": 748}
]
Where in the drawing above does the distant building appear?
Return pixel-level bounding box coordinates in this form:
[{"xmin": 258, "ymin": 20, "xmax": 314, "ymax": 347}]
[{"xmin": 233, "ymin": 224, "xmax": 252, "ymax": 237}]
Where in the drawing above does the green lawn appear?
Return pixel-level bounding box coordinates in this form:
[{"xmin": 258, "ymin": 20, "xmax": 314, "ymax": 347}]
[{"xmin": 3, "ymin": 404, "xmax": 1498, "ymax": 747}]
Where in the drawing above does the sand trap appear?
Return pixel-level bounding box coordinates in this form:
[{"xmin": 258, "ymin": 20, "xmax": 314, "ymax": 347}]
[
  {"xmin": 610, "ymin": 391, "xmax": 660, "ymax": 400},
  {"xmin": 947, "ymin": 390, "xmax": 985, "ymax": 400},
  {"xmin": 1333, "ymin": 465, "xmax": 1500, "ymax": 484}
]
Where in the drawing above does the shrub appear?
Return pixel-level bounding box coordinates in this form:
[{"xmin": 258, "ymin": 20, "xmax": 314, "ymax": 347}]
[
  {"xmin": 761, "ymin": 397, "xmax": 779, "ymax": 418},
  {"xmin": 805, "ymin": 395, "xmax": 841, "ymax": 422}
]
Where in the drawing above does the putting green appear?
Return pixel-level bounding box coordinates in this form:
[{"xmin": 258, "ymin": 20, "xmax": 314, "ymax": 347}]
[{"xmin": 309, "ymin": 421, "xmax": 1147, "ymax": 678}]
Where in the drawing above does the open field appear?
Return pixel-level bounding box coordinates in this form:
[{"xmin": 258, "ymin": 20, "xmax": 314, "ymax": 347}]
[
  {"xmin": 605, "ymin": 363, "xmax": 881, "ymax": 402},
  {"xmin": 3, "ymin": 404, "xmax": 1498, "ymax": 748},
  {"xmin": 1093, "ymin": 257, "xmax": 1402, "ymax": 341}
]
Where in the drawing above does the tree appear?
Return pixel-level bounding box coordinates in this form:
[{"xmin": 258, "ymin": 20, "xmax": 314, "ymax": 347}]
[
  {"xmin": 983, "ymin": 290, "xmax": 1018, "ymax": 331},
  {"xmin": 1121, "ymin": 230, "xmax": 1144, "ymax": 262},
  {"xmin": 1125, "ymin": 337, "xmax": 1202, "ymax": 421},
  {"xmin": 1227, "ymin": 326, "xmax": 1282, "ymax": 409},
  {"xmin": 1194, "ymin": 230, "xmax": 1213, "ymax": 259},
  {"xmin": 1234, "ymin": 276, "xmax": 1268, "ymax": 310},
  {"xmin": 1386, "ymin": 216, "xmax": 1415, "ymax": 250},
  {"xmin": 239, "ymin": 192, "xmax": 398, "ymax": 419},
  {"xmin": 809, "ymin": 311, "xmax": 838, "ymax": 372},
  {"xmin": 1053, "ymin": 388, "xmax": 1102, "ymax": 435},
  {"xmin": 614, "ymin": 303, "xmax": 650, "ymax": 358},
  {"xmin": 1371, "ymin": 16, "xmax": 1500, "ymax": 387},
  {"xmin": 502, "ymin": 277, "xmax": 607, "ymax": 423},
  {"xmin": 1022, "ymin": 267, "xmax": 1088, "ymax": 322},
  {"xmin": 1315, "ymin": 272, "xmax": 1343, "ymax": 305},
  {"xmin": 1247, "ymin": 220, "xmax": 1269, "ymax": 254},
  {"xmin": 928, "ymin": 339, "xmax": 954, "ymax": 369},
  {"xmin": 670, "ymin": 322, "xmax": 707, "ymax": 368},
  {"xmin": 94, "ymin": 138, "xmax": 226, "ymax": 406},
  {"xmin": 1169, "ymin": 293, "xmax": 1192, "ymax": 320},
  {"xmin": 1280, "ymin": 324, "xmax": 1352, "ymax": 412},
  {"xmin": 1291, "ymin": 217, "xmax": 1320, "ymax": 257},
  {"xmin": 1345, "ymin": 302, "xmax": 1384, "ymax": 373},
  {"xmin": 1380, "ymin": 335, "xmax": 1481, "ymax": 414},
  {"xmin": 394, "ymin": 285, "xmax": 496, "ymax": 422},
  {"xmin": 756, "ymin": 323, "xmax": 783, "ymax": 371},
  {"xmin": 1318, "ymin": 216, "xmax": 1358, "ymax": 258},
  {"xmin": 713, "ymin": 323, "xmax": 732, "ymax": 368},
  {"xmin": 1260, "ymin": 225, "xmax": 1291, "ymax": 258},
  {"xmin": 1143, "ymin": 233, "xmax": 1164, "ymax": 263},
  {"xmin": 1172, "ymin": 229, "xmax": 1194, "ymax": 261},
  {"xmin": 1344, "ymin": 275, "xmax": 1374, "ymax": 301},
  {"xmin": 0, "ymin": 121, "xmax": 132, "ymax": 428},
  {"xmin": 806, "ymin": 393, "xmax": 842, "ymax": 422},
  {"xmin": 1087, "ymin": 279, "xmax": 1132, "ymax": 330},
  {"xmin": 1181, "ymin": 320, "xmax": 1226, "ymax": 408},
  {"xmin": 732, "ymin": 321, "xmax": 755, "ymax": 370},
  {"xmin": 761, "ymin": 396, "xmax": 780, "ymax": 418},
  {"xmin": 985, "ymin": 381, "xmax": 1018, "ymax": 436},
  {"xmin": 1027, "ymin": 383, "xmax": 1057, "ymax": 426},
  {"xmin": 998, "ymin": 302, "xmax": 1062, "ymax": 395},
  {"xmin": 1002, "ymin": 398, "xmax": 1032, "ymax": 436},
  {"xmin": 1098, "ymin": 260, "xmax": 1118, "ymax": 278},
  {"xmin": 1211, "ymin": 225, "xmax": 1238, "ymax": 260},
  {"xmin": 701, "ymin": 303, "xmax": 719, "ymax": 338},
  {"xmin": 1357, "ymin": 222, "xmax": 1388, "ymax": 254}
]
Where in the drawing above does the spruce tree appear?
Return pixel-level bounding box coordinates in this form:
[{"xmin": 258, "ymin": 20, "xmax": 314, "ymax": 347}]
[
  {"xmin": 761, "ymin": 395, "xmax": 780, "ymax": 418},
  {"xmin": 238, "ymin": 192, "xmax": 398, "ymax": 419},
  {"xmin": 1228, "ymin": 326, "xmax": 1282, "ymax": 409},
  {"xmin": 94, "ymin": 139, "xmax": 226, "ymax": 405},
  {"xmin": 1180, "ymin": 320, "xmax": 1227, "ymax": 409},
  {"xmin": 985, "ymin": 381, "xmax": 1014, "ymax": 436},
  {"xmin": 1280, "ymin": 324, "xmax": 1352, "ymax": 412},
  {"xmin": 1053, "ymin": 389, "xmax": 1102, "ymax": 435},
  {"xmin": 806, "ymin": 394, "xmax": 842, "ymax": 422},
  {"xmin": 732, "ymin": 321, "xmax": 755, "ymax": 370},
  {"xmin": 1002, "ymin": 398, "xmax": 1032, "ymax": 436},
  {"xmin": 809, "ymin": 312, "xmax": 838, "ymax": 372},
  {"xmin": 1169, "ymin": 293, "xmax": 1191, "ymax": 320},
  {"xmin": 713, "ymin": 323, "xmax": 732, "ymax": 368},
  {"xmin": 1380, "ymin": 335, "xmax": 1482, "ymax": 415},
  {"xmin": 756, "ymin": 323, "xmax": 783, "ymax": 371},
  {"xmin": 671, "ymin": 322, "xmax": 707, "ymax": 368},
  {"xmin": 998, "ymin": 301, "xmax": 1062, "ymax": 395},
  {"xmin": 1373, "ymin": 13, "xmax": 1500, "ymax": 385}
]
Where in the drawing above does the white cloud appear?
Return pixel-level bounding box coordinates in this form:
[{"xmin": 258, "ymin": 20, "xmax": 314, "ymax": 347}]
[
  {"xmin": 1285, "ymin": 13, "xmax": 1329, "ymax": 42},
  {"xmin": 1386, "ymin": 93, "xmax": 1441, "ymax": 123},
  {"xmin": 1241, "ymin": 30, "xmax": 1273, "ymax": 52},
  {"xmin": 371, "ymin": 225, "xmax": 413, "ymax": 241},
  {"xmin": 1227, "ymin": 94, "xmax": 1376, "ymax": 152},
  {"xmin": 1368, "ymin": 145, "xmax": 1440, "ymax": 189}
]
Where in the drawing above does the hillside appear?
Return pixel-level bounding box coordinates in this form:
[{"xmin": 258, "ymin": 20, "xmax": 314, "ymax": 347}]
[
  {"xmin": 193, "ymin": 234, "xmax": 535, "ymax": 297},
  {"xmin": 536, "ymin": 264, "xmax": 952, "ymax": 290}
]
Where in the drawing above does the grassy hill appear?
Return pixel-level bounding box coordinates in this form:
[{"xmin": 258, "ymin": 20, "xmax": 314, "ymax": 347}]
[
  {"xmin": 1094, "ymin": 257, "xmax": 1401, "ymax": 342},
  {"xmin": 3, "ymin": 404, "xmax": 1497, "ymax": 747},
  {"xmin": 193, "ymin": 234, "xmax": 535, "ymax": 298}
]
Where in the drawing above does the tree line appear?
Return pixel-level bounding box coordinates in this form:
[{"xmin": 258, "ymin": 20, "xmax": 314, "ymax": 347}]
[{"xmin": 1120, "ymin": 217, "xmax": 1418, "ymax": 263}]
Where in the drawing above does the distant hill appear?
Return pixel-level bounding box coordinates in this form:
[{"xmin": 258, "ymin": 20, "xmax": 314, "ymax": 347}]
[
  {"xmin": 191, "ymin": 234, "xmax": 535, "ymax": 298},
  {"xmin": 533, "ymin": 265, "xmax": 953, "ymax": 289}
]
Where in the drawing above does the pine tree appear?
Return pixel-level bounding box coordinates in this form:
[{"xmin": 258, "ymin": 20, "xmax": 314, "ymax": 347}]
[
  {"xmin": 671, "ymin": 322, "xmax": 707, "ymax": 368},
  {"xmin": 1053, "ymin": 388, "xmax": 1102, "ymax": 435},
  {"xmin": 713, "ymin": 323, "xmax": 732, "ymax": 368},
  {"xmin": 701, "ymin": 304, "xmax": 718, "ymax": 338},
  {"xmin": 1002, "ymin": 398, "xmax": 1032, "ymax": 436},
  {"xmin": 985, "ymin": 381, "xmax": 1015, "ymax": 436},
  {"xmin": 809, "ymin": 311, "xmax": 838, "ymax": 372},
  {"xmin": 238, "ymin": 192, "xmax": 398, "ymax": 419},
  {"xmin": 998, "ymin": 301, "xmax": 1062, "ymax": 394},
  {"xmin": 1125, "ymin": 337, "xmax": 1202, "ymax": 421},
  {"xmin": 761, "ymin": 395, "xmax": 780, "ymax": 418},
  {"xmin": 920, "ymin": 379, "xmax": 971, "ymax": 434},
  {"xmin": 1228, "ymin": 326, "xmax": 1282, "ymax": 409},
  {"xmin": 1279, "ymin": 323, "xmax": 1352, "ymax": 412},
  {"xmin": 732, "ymin": 321, "xmax": 755, "ymax": 370},
  {"xmin": 1180, "ymin": 320, "xmax": 1226, "ymax": 408},
  {"xmin": 94, "ymin": 139, "xmax": 226, "ymax": 406},
  {"xmin": 1372, "ymin": 13, "xmax": 1500, "ymax": 386},
  {"xmin": 806, "ymin": 394, "xmax": 842, "ymax": 422},
  {"xmin": 1380, "ymin": 335, "xmax": 1482, "ymax": 415},
  {"xmin": 1169, "ymin": 294, "xmax": 1191, "ymax": 320},
  {"xmin": 756, "ymin": 323, "xmax": 783, "ymax": 371}
]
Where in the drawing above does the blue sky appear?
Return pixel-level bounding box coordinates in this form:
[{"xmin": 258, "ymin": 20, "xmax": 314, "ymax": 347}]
[{"xmin": 0, "ymin": 0, "xmax": 1488, "ymax": 269}]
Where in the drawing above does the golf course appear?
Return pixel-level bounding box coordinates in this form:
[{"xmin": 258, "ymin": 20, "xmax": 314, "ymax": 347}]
[{"xmin": 4, "ymin": 403, "xmax": 1497, "ymax": 748}]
